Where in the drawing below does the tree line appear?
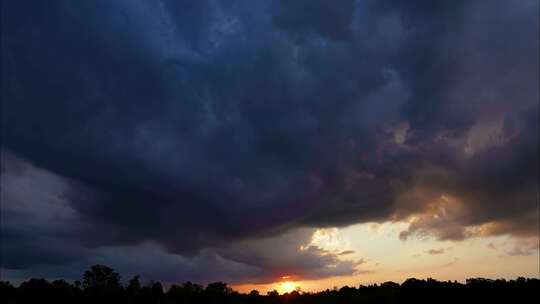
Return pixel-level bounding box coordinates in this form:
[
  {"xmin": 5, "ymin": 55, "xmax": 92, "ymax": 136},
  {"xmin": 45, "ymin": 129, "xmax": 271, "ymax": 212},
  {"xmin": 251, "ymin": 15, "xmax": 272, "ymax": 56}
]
[{"xmin": 1, "ymin": 264, "xmax": 538, "ymax": 303}]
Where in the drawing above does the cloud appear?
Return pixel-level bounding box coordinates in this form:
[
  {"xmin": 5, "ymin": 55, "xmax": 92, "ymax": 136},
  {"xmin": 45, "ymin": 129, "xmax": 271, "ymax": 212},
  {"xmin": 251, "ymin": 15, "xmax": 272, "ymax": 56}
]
[
  {"xmin": 487, "ymin": 243, "xmax": 498, "ymax": 251},
  {"xmin": 0, "ymin": 151, "xmax": 360, "ymax": 284},
  {"xmin": 426, "ymin": 249, "xmax": 446, "ymax": 255},
  {"xmin": 441, "ymin": 258, "xmax": 459, "ymax": 268},
  {"xmin": 506, "ymin": 238, "xmax": 539, "ymax": 257},
  {"xmin": 215, "ymin": 229, "xmax": 361, "ymax": 283},
  {"xmin": 1, "ymin": 0, "xmax": 538, "ymax": 283},
  {"xmin": 0, "ymin": 151, "xmax": 89, "ymax": 269},
  {"xmin": 272, "ymin": 0, "xmax": 356, "ymax": 41}
]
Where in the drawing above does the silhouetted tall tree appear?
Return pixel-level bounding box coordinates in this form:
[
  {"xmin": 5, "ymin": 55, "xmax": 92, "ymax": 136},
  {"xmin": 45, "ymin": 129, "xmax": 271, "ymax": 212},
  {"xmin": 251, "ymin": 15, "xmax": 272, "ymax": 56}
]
[
  {"xmin": 82, "ymin": 264, "xmax": 122, "ymax": 302},
  {"xmin": 82, "ymin": 264, "xmax": 122, "ymax": 290}
]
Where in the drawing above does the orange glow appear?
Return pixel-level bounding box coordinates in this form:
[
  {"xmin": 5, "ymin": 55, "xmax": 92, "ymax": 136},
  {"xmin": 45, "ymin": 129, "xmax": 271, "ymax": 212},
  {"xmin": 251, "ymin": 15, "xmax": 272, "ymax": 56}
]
[
  {"xmin": 231, "ymin": 223, "xmax": 539, "ymax": 294},
  {"xmin": 277, "ymin": 281, "xmax": 298, "ymax": 294}
]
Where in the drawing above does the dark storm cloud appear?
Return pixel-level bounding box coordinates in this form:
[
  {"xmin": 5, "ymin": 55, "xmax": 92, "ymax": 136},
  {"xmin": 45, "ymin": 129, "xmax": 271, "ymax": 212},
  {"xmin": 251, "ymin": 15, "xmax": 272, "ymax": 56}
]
[
  {"xmin": 0, "ymin": 151, "xmax": 102, "ymax": 269},
  {"xmin": 272, "ymin": 0, "xmax": 356, "ymax": 41},
  {"xmin": 1, "ymin": 0, "xmax": 538, "ymax": 282},
  {"xmin": 1, "ymin": 151, "xmax": 360, "ymax": 283}
]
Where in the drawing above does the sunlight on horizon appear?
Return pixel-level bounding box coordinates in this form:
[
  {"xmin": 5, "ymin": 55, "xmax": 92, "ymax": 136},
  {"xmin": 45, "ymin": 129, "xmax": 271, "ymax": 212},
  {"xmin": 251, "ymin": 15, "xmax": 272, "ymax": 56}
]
[
  {"xmin": 277, "ymin": 281, "xmax": 298, "ymax": 294},
  {"xmin": 233, "ymin": 222, "xmax": 539, "ymax": 294}
]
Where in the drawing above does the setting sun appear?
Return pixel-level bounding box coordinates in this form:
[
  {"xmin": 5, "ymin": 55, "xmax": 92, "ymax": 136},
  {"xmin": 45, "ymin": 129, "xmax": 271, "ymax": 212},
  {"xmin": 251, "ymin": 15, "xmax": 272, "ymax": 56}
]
[{"xmin": 277, "ymin": 281, "xmax": 298, "ymax": 294}]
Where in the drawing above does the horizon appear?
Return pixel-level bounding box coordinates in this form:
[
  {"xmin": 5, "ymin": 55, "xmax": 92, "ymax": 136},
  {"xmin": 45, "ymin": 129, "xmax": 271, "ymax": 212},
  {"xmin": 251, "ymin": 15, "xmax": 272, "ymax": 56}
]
[
  {"xmin": 2, "ymin": 263, "xmax": 538, "ymax": 295},
  {"xmin": 2, "ymin": 269, "xmax": 539, "ymax": 304},
  {"xmin": 1, "ymin": 0, "xmax": 539, "ymax": 294}
]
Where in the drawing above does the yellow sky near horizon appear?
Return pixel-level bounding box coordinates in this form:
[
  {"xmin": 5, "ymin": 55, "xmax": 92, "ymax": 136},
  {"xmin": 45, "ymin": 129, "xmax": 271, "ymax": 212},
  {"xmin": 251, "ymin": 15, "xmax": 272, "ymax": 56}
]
[{"xmin": 232, "ymin": 222, "xmax": 540, "ymax": 294}]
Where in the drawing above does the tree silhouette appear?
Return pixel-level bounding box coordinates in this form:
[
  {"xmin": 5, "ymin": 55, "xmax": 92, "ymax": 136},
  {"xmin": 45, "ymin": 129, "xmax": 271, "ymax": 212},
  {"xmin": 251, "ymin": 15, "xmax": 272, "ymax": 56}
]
[
  {"xmin": 82, "ymin": 264, "xmax": 122, "ymax": 290},
  {"xmin": 126, "ymin": 274, "xmax": 142, "ymax": 303},
  {"xmin": 127, "ymin": 275, "xmax": 142, "ymax": 295},
  {"xmin": 82, "ymin": 264, "xmax": 122, "ymax": 302},
  {"xmin": 249, "ymin": 290, "xmax": 260, "ymax": 296},
  {"xmin": 0, "ymin": 265, "xmax": 538, "ymax": 304}
]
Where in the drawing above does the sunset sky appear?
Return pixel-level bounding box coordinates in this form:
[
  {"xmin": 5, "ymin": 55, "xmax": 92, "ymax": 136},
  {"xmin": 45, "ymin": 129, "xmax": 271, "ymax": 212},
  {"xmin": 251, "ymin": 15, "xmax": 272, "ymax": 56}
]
[{"xmin": 1, "ymin": 0, "xmax": 539, "ymax": 293}]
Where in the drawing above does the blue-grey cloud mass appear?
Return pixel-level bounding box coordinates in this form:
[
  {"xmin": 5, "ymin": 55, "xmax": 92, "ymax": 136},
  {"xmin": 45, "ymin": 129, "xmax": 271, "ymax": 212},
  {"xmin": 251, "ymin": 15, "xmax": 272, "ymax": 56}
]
[{"xmin": 1, "ymin": 0, "xmax": 538, "ymax": 284}]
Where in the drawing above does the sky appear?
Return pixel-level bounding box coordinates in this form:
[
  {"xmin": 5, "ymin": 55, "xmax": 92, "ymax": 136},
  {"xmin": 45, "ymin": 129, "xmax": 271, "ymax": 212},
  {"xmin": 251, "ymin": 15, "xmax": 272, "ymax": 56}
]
[{"xmin": 1, "ymin": 0, "xmax": 539, "ymax": 293}]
